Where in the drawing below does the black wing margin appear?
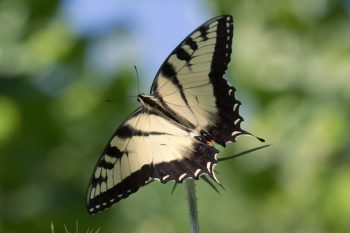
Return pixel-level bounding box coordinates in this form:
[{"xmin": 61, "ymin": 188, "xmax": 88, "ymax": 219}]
[{"xmin": 151, "ymin": 15, "xmax": 261, "ymax": 146}]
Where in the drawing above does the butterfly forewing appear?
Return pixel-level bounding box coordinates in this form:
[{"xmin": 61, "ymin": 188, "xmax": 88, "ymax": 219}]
[{"xmin": 151, "ymin": 15, "xmax": 247, "ymax": 146}]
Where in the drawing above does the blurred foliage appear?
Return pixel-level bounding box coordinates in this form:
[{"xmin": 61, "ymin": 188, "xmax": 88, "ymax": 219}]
[{"xmin": 1, "ymin": 0, "xmax": 350, "ymax": 232}]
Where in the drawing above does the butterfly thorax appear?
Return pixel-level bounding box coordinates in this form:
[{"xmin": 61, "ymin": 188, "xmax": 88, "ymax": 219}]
[{"xmin": 137, "ymin": 93, "xmax": 196, "ymax": 130}]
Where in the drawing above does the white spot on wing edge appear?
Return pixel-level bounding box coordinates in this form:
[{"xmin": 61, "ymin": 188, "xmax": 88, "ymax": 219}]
[
  {"xmin": 162, "ymin": 175, "xmax": 170, "ymax": 181},
  {"xmin": 233, "ymin": 103, "xmax": 239, "ymax": 111},
  {"xmin": 90, "ymin": 187, "xmax": 95, "ymax": 199},
  {"xmin": 179, "ymin": 173, "xmax": 187, "ymax": 181},
  {"xmin": 234, "ymin": 119, "xmax": 240, "ymax": 125},
  {"xmin": 95, "ymin": 184, "xmax": 100, "ymax": 197},
  {"xmin": 104, "ymin": 154, "xmax": 117, "ymax": 164},
  {"xmin": 210, "ymin": 153, "xmax": 219, "ymax": 183},
  {"xmin": 211, "ymin": 163, "xmax": 220, "ymax": 183},
  {"xmin": 194, "ymin": 169, "xmax": 201, "ymax": 177},
  {"xmin": 94, "ymin": 167, "xmax": 101, "ymax": 178},
  {"xmin": 100, "ymin": 182, "xmax": 107, "ymax": 193},
  {"xmin": 206, "ymin": 162, "xmax": 211, "ymax": 171},
  {"xmin": 231, "ymin": 131, "xmax": 240, "ymax": 137}
]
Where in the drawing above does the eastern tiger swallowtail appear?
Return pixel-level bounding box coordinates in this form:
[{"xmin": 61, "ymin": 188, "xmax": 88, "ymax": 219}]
[{"xmin": 87, "ymin": 15, "xmax": 263, "ymax": 214}]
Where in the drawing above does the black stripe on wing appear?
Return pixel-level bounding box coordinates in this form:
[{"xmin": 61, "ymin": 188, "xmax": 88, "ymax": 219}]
[
  {"xmin": 203, "ymin": 15, "xmax": 242, "ymax": 146},
  {"xmin": 205, "ymin": 16, "xmax": 260, "ymax": 145},
  {"xmin": 208, "ymin": 16, "xmax": 233, "ymax": 80},
  {"xmin": 117, "ymin": 125, "xmax": 169, "ymax": 138},
  {"xmin": 160, "ymin": 62, "xmax": 190, "ymax": 106}
]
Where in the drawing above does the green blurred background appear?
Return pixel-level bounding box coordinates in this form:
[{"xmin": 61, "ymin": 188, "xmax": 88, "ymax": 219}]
[{"xmin": 1, "ymin": 0, "xmax": 350, "ymax": 232}]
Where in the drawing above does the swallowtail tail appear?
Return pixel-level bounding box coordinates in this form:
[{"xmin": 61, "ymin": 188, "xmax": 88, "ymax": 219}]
[{"xmin": 87, "ymin": 15, "xmax": 263, "ymax": 214}]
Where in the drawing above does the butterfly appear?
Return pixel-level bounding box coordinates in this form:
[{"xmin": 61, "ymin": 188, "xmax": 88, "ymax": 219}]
[{"xmin": 86, "ymin": 15, "xmax": 263, "ymax": 214}]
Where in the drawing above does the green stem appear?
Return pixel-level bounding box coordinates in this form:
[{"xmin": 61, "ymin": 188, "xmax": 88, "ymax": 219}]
[{"xmin": 185, "ymin": 179, "xmax": 199, "ymax": 233}]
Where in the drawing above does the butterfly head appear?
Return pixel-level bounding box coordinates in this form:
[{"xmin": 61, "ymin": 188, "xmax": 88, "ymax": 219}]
[
  {"xmin": 137, "ymin": 94, "xmax": 159, "ymax": 110},
  {"xmin": 137, "ymin": 93, "xmax": 145, "ymax": 102}
]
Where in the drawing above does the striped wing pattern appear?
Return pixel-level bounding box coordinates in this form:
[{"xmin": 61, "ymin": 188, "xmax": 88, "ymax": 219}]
[
  {"xmin": 87, "ymin": 109, "xmax": 218, "ymax": 214},
  {"xmin": 87, "ymin": 15, "xmax": 260, "ymax": 214}
]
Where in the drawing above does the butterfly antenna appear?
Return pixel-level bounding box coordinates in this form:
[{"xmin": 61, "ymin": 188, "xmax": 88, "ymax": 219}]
[
  {"xmin": 133, "ymin": 65, "xmax": 140, "ymax": 95},
  {"xmin": 105, "ymin": 95, "xmax": 138, "ymax": 103}
]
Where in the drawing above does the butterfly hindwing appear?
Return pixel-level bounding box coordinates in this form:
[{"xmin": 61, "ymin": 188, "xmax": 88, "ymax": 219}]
[
  {"xmin": 151, "ymin": 15, "xmax": 247, "ymax": 146},
  {"xmin": 87, "ymin": 109, "xmax": 219, "ymax": 214}
]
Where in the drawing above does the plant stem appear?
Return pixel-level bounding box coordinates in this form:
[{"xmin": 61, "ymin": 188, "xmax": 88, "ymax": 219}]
[
  {"xmin": 185, "ymin": 179, "xmax": 199, "ymax": 233},
  {"xmin": 181, "ymin": 145, "xmax": 270, "ymax": 232}
]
